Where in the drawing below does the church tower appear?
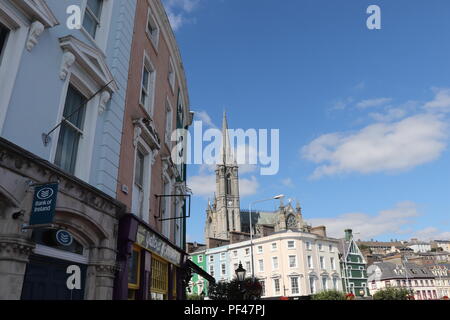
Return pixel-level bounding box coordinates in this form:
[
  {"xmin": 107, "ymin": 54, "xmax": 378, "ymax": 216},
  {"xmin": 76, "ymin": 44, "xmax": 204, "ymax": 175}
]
[{"xmin": 205, "ymin": 113, "xmax": 241, "ymax": 241}]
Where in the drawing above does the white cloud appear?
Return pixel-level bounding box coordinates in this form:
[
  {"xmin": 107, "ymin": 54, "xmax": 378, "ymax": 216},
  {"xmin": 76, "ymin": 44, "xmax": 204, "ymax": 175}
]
[
  {"xmin": 281, "ymin": 178, "xmax": 295, "ymax": 188},
  {"xmin": 424, "ymin": 88, "xmax": 450, "ymax": 112},
  {"xmin": 188, "ymin": 174, "xmax": 259, "ymax": 198},
  {"xmin": 195, "ymin": 110, "xmax": 217, "ymax": 128},
  {"xmin": 163, "ymin": 0, "xmax": 200, "ymax": 31},
  {"xmin": 356, "ymin": 98, "xmax": 392, "ymax": 109},
  {"xmin": 188, "ymin": 174, "xmax": 215, "ymax": 197},
  {"xmin": 412, "ymin": 227, "xmax": 450, "ymax": 241},
  {"xmin": 307, "ymin": 202, "xmax": 420, "ymax": 239},
  {"xmin": 369, "ymin": 108, "xmax": 407, "ymax": 122},
  {"xmin": 302, "ymin": 113, "xmax": 448, "ymax": 178},
  {"xmin": 239, "ymin": 176, "xmax": 259, "ymax": 197}
]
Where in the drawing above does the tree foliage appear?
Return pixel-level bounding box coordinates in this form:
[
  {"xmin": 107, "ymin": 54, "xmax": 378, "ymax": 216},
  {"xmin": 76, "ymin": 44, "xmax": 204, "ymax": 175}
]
[
  {"xmin": 311, "ymin": 290, "xmax": 346, "ymax": 300},
  {"xmin": 373, "ymin": 287, "xmax": 413, "ymax": 300},
  {"xmin": 208, "ymin": 278, "xmax": 262, "ymax": 300}
]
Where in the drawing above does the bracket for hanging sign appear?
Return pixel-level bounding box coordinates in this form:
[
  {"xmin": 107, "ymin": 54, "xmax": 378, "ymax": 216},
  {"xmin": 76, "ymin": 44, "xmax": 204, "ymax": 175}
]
[{"xmin": 155, "ymin": 194, "xmax": 191, "ymax": 221}]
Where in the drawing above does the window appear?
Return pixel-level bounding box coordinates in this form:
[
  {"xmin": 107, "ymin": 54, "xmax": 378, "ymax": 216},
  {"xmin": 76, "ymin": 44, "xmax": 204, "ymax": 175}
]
[
  {"xmin": 287, "ymin": 241, "xmax": 295, "ymax": 249},
  {"xmin": 288, "ymin": 255, "xmax": 297, "ymax": 268},
  {"xmin": 306, "ymin": 241, "xmax": 312, "ymax": 250},
  {"xmin": 140, "ymin": 56, "xmax": 156, "ymax": 114},
  {"xmin": 318, "ymin": 243, "xmax": 323, "ymax": 251},
  {"xmin": 128, "ymin": 246, "xmax": 141, "ymax": 293},
  {"xmin": 0, "ymin": 23, "xmax": 8, "ymax": 65},
  {"xmin": 333, "ymin": 277, "xmax": 338, "ymax": 290},
  {"xmin": 220, "ymin": 252, "xmax": 226, "ymax": 260},
  {"xmin": 272, "ymin": 257, "xmax": 279, "ymax": 270},
  {"xmin": 330, "ymin": 257, "xmax": 336, "ymax": 270},
  {"xmin": 54, "ymin": 85, "xmax": 87, "ymax": 175},
  {"xmin": 258, "ymin": 259, "xmax": 264, "ymax": 272},
  {"xmin": 271, "ymin": 243, "xmax": 277, "ymax": 250},
  {"xmin": 221, "ymin": 263, "xmax": 226, "ymax": 276},
  {"xmin": 209, "ymin": 265, "xmax": 214, "ymax": 277},
  {"xmin": 245, "ymin": 248, "xmax": 250, "ymax": 255},
  {"xmin": 168, "ymin": 57, "xmax": 175, "ymax": 91},
  {"xmin": 320, "ymin": 256, "xmax": 325, "ymax": 269},
  {"xmin": 133, "ymin": 147, "xmax": 149, "ymax": 218},
  {"xmin": 151, "ymin": 256, "xmax": 168, "ymax": 299},
  {"xmin": 291, "ymin": 277, "xmax": 299, "ymax": 295},
  {"xmin": 209, "ymin": 256, "xmax": 214, "ymax": 263},
  {"xmin": 309, "ymin": 277, "xmax": 316, "ymax": 294},
  {"xmin": 329, "ymin": 245, "xmax": 333, "ymax": 252},
  {"xmin": 307, "ymin": 256, "xmax": 313, "ymax": 269},
  {"xmin": 198, "ymin": 256, "xmax": 203, "ymax": 263},
  {"xmin": 146, "ymin": 10, "xmax": 159, "ymax": 48},
  {"xmin": 233, "ymin": 250, "xmax": 238, "ymax": 257},
  {"xmin": 257, "ymin": 246, "xmax": 263, "ymax": 254},
  {"xmin": 274, "ymin": 278, "xmax": 281, "ymax": 295},
  {"xmin": 246, "ymin": 261, "xmax": 251, "ymax": 273},
  {"xmin": 260, "ymin": 280, "xmax": 265, "ymax": 296},
  {"xmin": 322, "ymin": 277, "xmax": 328, "ymax": 290},
  {"xmin": 165, "ymin": 98, "xmax": 173, "ymax": 145},
  {"xmin": 83, "ymin": 0, "xmax": 103, "ymax": 38}
]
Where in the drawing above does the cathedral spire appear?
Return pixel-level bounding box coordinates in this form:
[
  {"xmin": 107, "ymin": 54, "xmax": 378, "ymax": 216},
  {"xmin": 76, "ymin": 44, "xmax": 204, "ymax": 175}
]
[{"xmin": 221, "ymin": 112, "xmax": 235, "ymax": 165}]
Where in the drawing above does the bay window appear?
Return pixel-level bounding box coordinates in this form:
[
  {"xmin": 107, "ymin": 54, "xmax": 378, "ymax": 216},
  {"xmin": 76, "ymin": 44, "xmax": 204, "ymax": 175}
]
[{"xmin": 54, "ymin": 85, "xmax": 87, "ymax": 175}]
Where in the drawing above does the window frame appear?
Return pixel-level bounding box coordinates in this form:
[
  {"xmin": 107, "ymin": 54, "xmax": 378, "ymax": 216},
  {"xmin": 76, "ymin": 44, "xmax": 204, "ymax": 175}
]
[
  {"xmin": 288, "ymin": 255, "xmax": 297, "ymax": 268},
  {"xmin": 146, "ymin": 8, "xmax": 160, "ymax": 50},
  {"xmin": 291, "ymin": 276, "xmax": 299, "ymax": 295},
  {"xmin": 128, "ymin": 245, "xmax": 141, "ymax": 290},
  {"xmin": 140, "ymin": 53, "xmax": 156, "ymax": 116},
  {"xmin": 80, "ymin": 0, "xmax": 113, "ymax": 50},
  {"xmin": 272, "ymin": 256, "xmax": 279, "ymax": 270}
]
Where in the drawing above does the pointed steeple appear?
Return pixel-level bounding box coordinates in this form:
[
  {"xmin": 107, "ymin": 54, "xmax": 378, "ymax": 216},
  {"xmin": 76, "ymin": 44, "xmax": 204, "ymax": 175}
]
[{"xmin": 221, "ymin": 112, "xmax": 235, "ymax": 165}]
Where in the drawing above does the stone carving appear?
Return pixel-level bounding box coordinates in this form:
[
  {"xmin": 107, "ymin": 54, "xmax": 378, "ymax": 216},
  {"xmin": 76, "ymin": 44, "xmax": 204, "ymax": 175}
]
[
  {"xmin": 26, "ymin": 21, "xmax": 45, "ymax": 51},
  {"xmin": 98, "ymin": 91, "xmax": 111, "ymax": 115},
  {"xmin": 59, "ymin": 51, "xmax": 76, "ymax": 80}
]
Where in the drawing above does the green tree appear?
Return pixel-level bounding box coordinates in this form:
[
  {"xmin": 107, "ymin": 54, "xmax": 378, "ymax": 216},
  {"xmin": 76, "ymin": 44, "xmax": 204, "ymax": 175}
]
[
  {"xmin": 311, "ymin": 290, "xmax": 346, "ymax": 300},
  {"xmin": 373, "ymin": 287, "xmax": 413, "ymax": 300},
  {"xmin": 187, "ymin": 294, "xmax": 204, "ymax": 300},
  {"xmin": 208, "ymin": 278, "xmax": 262, "ymax": 300}
]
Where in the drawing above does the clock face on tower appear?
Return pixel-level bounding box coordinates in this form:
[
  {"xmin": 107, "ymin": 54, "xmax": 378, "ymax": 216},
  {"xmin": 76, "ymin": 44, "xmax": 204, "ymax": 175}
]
[{"xmin": 287, "ymin": 214, "xmax": 297, "ymax": 229}]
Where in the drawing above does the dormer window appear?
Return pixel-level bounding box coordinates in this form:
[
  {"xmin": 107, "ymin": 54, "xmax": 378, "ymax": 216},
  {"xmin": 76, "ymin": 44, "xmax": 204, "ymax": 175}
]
[{"xmin": 83, "ymin": 0, "xmax": 103, "ymax": 38}]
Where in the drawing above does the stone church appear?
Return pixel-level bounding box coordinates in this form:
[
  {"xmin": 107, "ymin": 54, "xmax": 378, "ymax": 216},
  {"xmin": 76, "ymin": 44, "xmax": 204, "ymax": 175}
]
[{"xmin": 204, "ymin": 114, "xmax": 317, "ymax": 248}]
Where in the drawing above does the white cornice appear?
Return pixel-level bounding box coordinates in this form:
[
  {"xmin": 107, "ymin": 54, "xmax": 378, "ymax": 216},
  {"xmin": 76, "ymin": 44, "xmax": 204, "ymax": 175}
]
[
  {"xmin": 15, "ymin": 0, "xmax": 59, "ymax": 27},
  {"xmin": 59, "ymin": 35, "xmax": 118, "ymax": 92}
]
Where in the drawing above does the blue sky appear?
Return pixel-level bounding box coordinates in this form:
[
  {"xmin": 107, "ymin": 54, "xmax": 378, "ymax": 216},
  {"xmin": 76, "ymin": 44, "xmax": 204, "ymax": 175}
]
[{"xmin": 163, "ymin": 0, "xmax": 450, "ymax": 243}]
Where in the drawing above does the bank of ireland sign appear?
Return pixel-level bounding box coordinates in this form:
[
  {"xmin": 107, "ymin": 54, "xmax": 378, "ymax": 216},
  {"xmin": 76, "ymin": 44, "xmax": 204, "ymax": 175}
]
[{"xmin": 29, "ymin": 183, "xmax": 59, "ymax": 225}]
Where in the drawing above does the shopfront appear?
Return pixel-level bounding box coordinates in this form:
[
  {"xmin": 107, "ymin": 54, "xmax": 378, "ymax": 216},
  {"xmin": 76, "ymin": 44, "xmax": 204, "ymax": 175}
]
[
  {"xmin": 114, "ymin": 214, "xmax": 189, "ymax": 300},
  {"xmin": 0, "ymin": 138, "xmax": 125, "ymax": 300}
]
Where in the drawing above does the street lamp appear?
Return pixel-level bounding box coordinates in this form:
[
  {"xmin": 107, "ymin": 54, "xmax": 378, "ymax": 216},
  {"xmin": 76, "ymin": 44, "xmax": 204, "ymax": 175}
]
[
  {"xmin": 235, "ymin": 262, "xmax": 246, "ymax": 282},
  {"xmin": 248, "ymin": 195, "xmax": 285, "ymax": 280}
]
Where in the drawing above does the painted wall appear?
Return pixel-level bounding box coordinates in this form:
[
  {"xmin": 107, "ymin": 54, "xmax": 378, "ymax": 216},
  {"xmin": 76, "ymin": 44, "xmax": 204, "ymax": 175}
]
[{"xmin": 0, "ymin": 0, "xmax": 136, "ymax": 197}]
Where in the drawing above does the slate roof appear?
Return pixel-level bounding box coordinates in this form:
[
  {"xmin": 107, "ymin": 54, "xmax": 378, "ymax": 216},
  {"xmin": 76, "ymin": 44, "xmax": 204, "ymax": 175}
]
[{"xmin": 371, "ymin": 262, "xmax": 435, "ymax": 280}]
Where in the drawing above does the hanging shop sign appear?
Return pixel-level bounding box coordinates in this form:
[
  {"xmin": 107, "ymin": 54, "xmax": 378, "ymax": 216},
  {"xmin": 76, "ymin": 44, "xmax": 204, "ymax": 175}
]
[
  {"xmin": 29, "ymin": 183, "xmax": 59, "ymax": 225},
  {"xmin": 136, "ymin": 225, "xmax": 182, "ymax": 266}
]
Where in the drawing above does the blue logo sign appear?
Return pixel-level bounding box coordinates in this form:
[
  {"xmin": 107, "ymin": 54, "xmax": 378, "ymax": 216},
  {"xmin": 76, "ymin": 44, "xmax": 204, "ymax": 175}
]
[
  {"xmin": 29, "ymin": 183, "xmax": 58, "ymax": 225},
  {"xmin": 56, "ymin": 230, "xmax": 73, "ymax": 246}
]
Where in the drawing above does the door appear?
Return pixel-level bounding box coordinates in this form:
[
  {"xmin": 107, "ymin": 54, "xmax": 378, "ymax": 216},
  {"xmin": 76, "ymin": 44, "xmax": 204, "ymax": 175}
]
[{"xmin": 21, "ymin": 254, "xmax": 87, "ymax": 300}]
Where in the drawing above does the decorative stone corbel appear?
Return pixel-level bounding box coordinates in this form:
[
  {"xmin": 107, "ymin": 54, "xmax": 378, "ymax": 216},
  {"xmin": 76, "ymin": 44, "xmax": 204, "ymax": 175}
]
[
  {"xmin": 59, "ymin": 51, "xmax": 76, "ymax": 80},
  {"xmin": 26, "ymin": 21, "xmax": 45, "ymax": 51},
  {"xmin": 98, "ymin": 91, "xmax": 111, "ymax": 115},
  {"xmin": 133, "ymin": 126, "xmax": 142, "ymax": 147}
]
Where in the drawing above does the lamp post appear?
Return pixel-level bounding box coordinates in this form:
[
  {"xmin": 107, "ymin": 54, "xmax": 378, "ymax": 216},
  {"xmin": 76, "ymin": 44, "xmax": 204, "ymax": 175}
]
[
  {"xmin": 235, "ymin": 262, "xmax": 247, "ymax": 296},
  {"xmin": 248, "ymin": 195, "xmax": 285, "ymax": 280}
]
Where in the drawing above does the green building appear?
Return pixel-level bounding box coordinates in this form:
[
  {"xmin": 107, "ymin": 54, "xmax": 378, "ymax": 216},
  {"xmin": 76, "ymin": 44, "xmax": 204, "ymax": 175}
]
[
  {"xmin": 187, "ymin": 244, "xmax": 208, "ymax": 296},
  {"xmin": 338, "ymin": 229, "xmax": 370, "ymax": 298}
]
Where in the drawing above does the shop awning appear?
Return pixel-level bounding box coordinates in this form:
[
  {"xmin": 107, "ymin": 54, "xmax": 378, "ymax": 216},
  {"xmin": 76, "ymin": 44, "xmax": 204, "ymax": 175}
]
[{"xmin": 185, "ymin": 259, "xmax": 216, "ymax": 284}]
